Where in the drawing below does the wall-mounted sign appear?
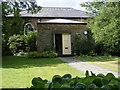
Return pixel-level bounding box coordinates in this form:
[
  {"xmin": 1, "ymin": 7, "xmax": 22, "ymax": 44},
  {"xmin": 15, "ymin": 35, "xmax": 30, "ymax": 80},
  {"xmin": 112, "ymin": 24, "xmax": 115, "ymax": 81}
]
[{"xmin": 64, "ymin": 36, "xmax": 68, "ymax": 40}]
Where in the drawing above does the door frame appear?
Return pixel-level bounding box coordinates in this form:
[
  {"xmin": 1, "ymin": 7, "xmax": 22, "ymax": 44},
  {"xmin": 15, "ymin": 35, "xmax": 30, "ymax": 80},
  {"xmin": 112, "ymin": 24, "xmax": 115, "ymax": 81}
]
[
  {"xmin": 54, "ymin": 34, "xmax": 62, "ymax": 56},
  {"xmin": 54, "ymin": 33, "xmax": 72, "ymax": 56}
]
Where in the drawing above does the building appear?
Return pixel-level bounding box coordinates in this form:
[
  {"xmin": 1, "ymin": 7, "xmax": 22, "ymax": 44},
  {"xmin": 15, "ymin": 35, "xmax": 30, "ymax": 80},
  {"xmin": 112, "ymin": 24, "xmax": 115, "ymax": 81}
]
[{"xmin": 7, "ymin": 7, "xmax": 91, "ymax": 56}]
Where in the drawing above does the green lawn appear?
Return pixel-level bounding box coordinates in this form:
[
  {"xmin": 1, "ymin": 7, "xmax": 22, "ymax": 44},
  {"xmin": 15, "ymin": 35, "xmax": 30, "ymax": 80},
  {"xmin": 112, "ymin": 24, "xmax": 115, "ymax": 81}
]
[
  {"xmin": 2, "ymin": 56, "xmax": 84, "ymax": 88},
  {"xmin": 75, "ymin": 56, "xmax": 119, "ymax": 72}
]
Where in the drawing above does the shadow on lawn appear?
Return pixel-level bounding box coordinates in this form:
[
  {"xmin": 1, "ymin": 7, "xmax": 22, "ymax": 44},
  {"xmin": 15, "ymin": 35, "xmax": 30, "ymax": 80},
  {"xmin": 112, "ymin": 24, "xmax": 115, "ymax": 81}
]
[{"xmin": 2, "ymin": 56, "xmax": 66, "ymax": 69}]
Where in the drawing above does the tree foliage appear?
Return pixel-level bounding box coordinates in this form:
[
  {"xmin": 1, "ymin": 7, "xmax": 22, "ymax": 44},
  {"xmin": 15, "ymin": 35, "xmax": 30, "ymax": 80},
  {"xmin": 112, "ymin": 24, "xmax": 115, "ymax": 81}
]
[
  {"xmin": 2, "ymin": 0, "xmax": 41, "ymax": 56},
  {"xmin": 2, "ymin": 0, "xmax": 41, "ymax": 37},
  {"xmin": 7, "ymin": 31, "xmax": 37, "ymax": 55},
  {"xmin": 81, "ymin": 1, "xmax": 120, "ymax": 56}
]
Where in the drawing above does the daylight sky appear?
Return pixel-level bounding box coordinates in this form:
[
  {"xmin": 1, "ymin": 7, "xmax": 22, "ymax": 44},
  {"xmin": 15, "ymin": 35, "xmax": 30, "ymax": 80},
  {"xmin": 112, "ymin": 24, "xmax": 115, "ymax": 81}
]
[{"xmin": 36, "ymin": 0, "xmax": 94, "ymax": 11}]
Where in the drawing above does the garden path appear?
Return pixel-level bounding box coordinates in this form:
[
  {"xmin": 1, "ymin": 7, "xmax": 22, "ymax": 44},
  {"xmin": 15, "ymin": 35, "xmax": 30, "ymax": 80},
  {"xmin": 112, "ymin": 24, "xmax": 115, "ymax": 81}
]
[{"xmin": 58, "ymin": 57, "xmax": 119, "ymax": 77}]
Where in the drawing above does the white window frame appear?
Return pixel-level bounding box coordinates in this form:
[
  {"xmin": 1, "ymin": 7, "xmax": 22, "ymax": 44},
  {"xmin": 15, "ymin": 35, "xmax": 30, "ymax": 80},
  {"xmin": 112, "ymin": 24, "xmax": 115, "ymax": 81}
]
[{"xmin": 24, "ymin": 23, "xmax": 35, "ymax": 35}]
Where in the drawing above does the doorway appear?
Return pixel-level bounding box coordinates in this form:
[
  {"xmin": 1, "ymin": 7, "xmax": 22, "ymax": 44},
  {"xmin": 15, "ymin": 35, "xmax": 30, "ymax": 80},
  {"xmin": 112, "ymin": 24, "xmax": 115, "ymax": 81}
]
[
  {"xmin": 55, "ymin": 33, "xmax": 72, "ymax": 56},
  {"xmin": 55, "ymin": 34, "xmax": 62, "ymax": 55}
]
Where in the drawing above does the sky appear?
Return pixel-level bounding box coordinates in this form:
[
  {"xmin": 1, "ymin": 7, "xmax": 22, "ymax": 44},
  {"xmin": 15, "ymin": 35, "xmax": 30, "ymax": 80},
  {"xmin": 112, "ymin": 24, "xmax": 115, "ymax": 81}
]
[{"xmin": 36, "ymin": 0, "xmax": 94, "ymax": 11}]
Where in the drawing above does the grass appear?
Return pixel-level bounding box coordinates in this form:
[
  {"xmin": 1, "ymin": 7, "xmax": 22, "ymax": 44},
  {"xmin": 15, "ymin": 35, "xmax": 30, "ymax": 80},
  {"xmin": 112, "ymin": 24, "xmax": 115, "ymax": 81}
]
[
  {"xmin": 2, "ymin": 56, "xmax": 84, "ymax": 88},
  {"xmin": 75, "ymin": 56, "xmax": 119, "ymax": 72}
]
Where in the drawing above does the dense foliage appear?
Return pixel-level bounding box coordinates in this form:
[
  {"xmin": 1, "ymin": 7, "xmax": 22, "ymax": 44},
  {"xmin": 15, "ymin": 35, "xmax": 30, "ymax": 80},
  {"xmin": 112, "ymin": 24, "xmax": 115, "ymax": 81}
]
[
  {"xmin": 2, "ymin": 1, "xmax": 41, "ymax": 56},
  {"xmin": 81, "ymin": 2, "xmax": 120, "ymax": 56},
  {"xmin": 8, "ymin": 31, "xmax": 37, "ymax": 55},
  {"xmin": 29, "ymin": 71, "xmax": 120, "ymax": 89},
  {"xmin": 17, "ymin": 51, "xmax": 58, "ymax": 58},
  {"xmin": 41, "ymin": 51, "xmax": 58, "ymax": 58},
  {"xmin": 23, "ymin": 31, "xmax": 37, "ymax": 52},
  {"xmin": 73, "ymin": 32, "xmax": 95, "ymax": 56},
  {"xmin": 8, "ymin": 34, "xmax": 26, "ymax": 55},
  {"xmin": 2, "ymin": 34, "xmax": 12, "ymax": 56},
  {"xmin": 7, "ymin": 31, "xmax": 58, "ymax": 58},
  {"xmin": 2, "ymin": 1, "xmax": 41, "ymax": 37}
]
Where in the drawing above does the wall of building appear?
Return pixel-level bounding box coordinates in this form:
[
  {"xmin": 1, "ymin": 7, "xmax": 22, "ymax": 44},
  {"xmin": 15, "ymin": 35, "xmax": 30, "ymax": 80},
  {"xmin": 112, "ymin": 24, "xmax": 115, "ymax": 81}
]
[
  {"xmin": 37, "ymin": 23, "xmax": 87, "ymax": 53},
  {"xmin": 6, "ymin": 17, "xmax": 88, "ymax": 30}
]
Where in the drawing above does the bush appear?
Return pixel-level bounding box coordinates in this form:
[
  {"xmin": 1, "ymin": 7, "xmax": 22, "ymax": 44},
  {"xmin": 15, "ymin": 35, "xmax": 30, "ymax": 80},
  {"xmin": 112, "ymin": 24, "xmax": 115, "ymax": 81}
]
[
  {"xmin": 44, "ymin": 44, "xmax": 53, "ymax": 51},
  {"xmin": 41, "ymin": 51, "xmax": 58, "ymax": 58},
  {"xmin": 23, "ymin": 31, "xmax": 37, "ymax": 52},
  {"xmin": 25, "ymin": 51, "xmax": 58, "ymax": 58},
  {"xmin": 28, "ymin": 71, "xmax": 119, "ymax": 89},
  {"xmin": 73, "ymin": 38, "xmax": 94, "ymax": 55},
  {"xmin": 2, "ymin": 34, "xmax": 12, "ymax": 56},
  {"xmin": 25, "ymin": 51, "xmax": 41, "ymax": 58},
  {"xmin": 16, "ymin": 51, "xmax": 27, "ymax": 57},
  {"xmin": 7, "ymin": 31, "xmax": 37, "ymax": 55},
  {"xmin": 8, "ymin": 34, "xmax": 27, "ymax": 55},
  {"xmin": 87, "ymin": 51, "xmax": 97, "ymax": 56}
]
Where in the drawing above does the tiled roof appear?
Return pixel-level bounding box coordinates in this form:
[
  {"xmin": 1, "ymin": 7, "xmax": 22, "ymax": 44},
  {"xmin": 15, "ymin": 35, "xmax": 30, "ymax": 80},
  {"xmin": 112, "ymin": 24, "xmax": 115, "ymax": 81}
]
[{"xmin": 7, "ymin": 7, "xmax": 90, "ymax": 18}]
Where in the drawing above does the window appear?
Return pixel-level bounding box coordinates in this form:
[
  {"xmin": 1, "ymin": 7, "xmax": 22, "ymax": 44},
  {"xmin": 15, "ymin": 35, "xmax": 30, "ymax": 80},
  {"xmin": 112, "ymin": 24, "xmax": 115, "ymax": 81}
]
[{"xmin": 24, "ymin": 23, "xmax": 35, "ymax": 35}]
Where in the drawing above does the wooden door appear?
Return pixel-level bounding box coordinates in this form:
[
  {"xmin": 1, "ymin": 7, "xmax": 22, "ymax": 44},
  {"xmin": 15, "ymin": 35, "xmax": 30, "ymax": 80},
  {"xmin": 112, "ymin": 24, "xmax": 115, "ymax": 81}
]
[{"xmin": 62, "ymin": 33, "xmax": 71, "ymax": 55}]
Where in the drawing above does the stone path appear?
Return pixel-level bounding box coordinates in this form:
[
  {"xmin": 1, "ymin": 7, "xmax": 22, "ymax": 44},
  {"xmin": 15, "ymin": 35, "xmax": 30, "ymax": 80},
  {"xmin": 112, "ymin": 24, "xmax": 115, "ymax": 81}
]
[{"xmin": 58, "ymin": 57, "xmax": 119, "ymax": 77}]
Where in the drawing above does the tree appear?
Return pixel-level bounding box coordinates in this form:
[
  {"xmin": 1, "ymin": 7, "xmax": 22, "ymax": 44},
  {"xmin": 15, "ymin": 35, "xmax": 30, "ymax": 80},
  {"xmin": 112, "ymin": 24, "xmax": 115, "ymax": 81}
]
[
  {"xmin": 2, "ymin": 0, "xmax": 41, "ymax": 56},
  {"xmin": 81, "ymin": 1, "xmax": 120, "ymax": 56},
  {"xmin": 2, "ymin": 0, "xmax": 41, "ymax": 37}
]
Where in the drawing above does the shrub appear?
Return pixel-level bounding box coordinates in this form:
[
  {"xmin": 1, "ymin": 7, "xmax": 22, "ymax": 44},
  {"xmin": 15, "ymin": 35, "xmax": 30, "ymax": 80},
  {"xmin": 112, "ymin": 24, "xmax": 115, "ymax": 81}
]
[
  {"xmin": 41, "ymin": 51, "xmax": 58, "ymax": 58},
  {"xmin": 8, "ymin": 34, "xmax": 27, "ymax": 55},
  {"xmin": 2, "ymin": 34, "xmax": 12, "ymax": 56},
  {"xmin": 25, "ymin": 51, "xmax": 58, "ymax": 58},
  {"xmin": 73, "ymin": 38, "xmax": 94, "ymax": 55},
  {"xmin": 28, "ymin": 71, "xmax": 120, "ymax": 89},
  {"xmin": 23, "ymin": 31, "xmax": 37, "ymax": 52},
  {"xmin": 73, "ymin": 30, "xmax": 95, "ymax": 56},
  {"xmin": 25, "ymin": 51, "xmax": 41, "ymax": 58},
  {"xmin": 87, "ymin": 51, "xmax": 97, "ymax": 56},
  {"xmin": 44, "ymin": 44, "xmax": 53, "ymax": 51},
  {"xmin": 94, "ymin": 42, "xmax": 105, "ymax": 56},
  {"xmin": 16, "ymin": 51, "xmax": 27, "ymax": 57},
  {"xmin": 7, "ymin": 31, "xmax": 37, "ymax": 55}
]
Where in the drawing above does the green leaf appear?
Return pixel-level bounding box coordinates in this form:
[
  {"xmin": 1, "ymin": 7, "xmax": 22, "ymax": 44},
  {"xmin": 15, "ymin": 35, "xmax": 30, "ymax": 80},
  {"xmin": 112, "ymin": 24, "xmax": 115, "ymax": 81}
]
[
  {"xmin": 101, "ymin": 78, "xmax": 109, "ymax": 85},
  {"xmin": 104, "ymin": 73, "xmax": 115, "ymax": 82},
  {"xmin": 85, "ymin": 70, "xmax": 89, "ymax": 77},
  {"xmin": 97, "ymin": 73, "xmax": 105, "ymax": 78},
  {"xmin": 92, "ymin": 77, "xmax": 103, "ymax": 87},
  {"xmin": 87, "ymin": 84, "xmax": 96, "ymax": 89},
  {"xmin": 52, "ymin": 75, "xmax": 62, "ymax": 83},
  {"xmin": 100, "ymin": 85, "xmax": 111, "ymax": 90},
  {"xmin": 108, "ymin": 78, "xmax": 119, "ymax": 86},
  {"xmin": 91, "ymin": 71, "xmax": 96, "ymax": 77},
  {"xmin": 32, "ymin": 77, "xmax": 43, "ymax": 86},
  {"xmin": 75, "ymin": 83, "xmax": 86, "ymax": 90},
  {"xmin": 51, "ymin": 82, "xmax": 61, "ymax": 88},
  {"xmin": 62, "ymin": 74, "xmax": 72, "ymax": 79},
  {"xmin": 83, "ymin": 76, "xmax": 94, "ymax": 85},
  {"xmin": 61, "ymin": 83, "xmax": 71, "ymax": 88}
]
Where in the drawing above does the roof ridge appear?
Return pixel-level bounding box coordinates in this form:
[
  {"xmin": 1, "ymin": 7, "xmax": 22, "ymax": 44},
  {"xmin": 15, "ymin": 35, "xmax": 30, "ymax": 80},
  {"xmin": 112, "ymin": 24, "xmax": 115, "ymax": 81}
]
[
  {"xmin": 41, "ymin": 7, "xmax": 73, "ymax": 9},
  {"xmin": 41, "ymin": 7, "xmax": 86, "ymax": 12}
]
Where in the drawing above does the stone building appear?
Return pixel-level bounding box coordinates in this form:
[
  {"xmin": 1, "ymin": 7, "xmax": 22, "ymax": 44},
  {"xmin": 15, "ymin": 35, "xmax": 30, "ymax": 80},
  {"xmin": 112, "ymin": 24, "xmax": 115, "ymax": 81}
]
[{"xmin": 7, "ymin": 7, "xmax": 91, "ymax": 56}]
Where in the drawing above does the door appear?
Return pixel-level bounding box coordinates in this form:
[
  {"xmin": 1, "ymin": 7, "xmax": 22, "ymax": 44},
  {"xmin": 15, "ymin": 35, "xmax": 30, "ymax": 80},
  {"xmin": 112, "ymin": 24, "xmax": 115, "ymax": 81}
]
[
  {"xmin": 62, "ymin": 33, "xmax": 71, "ymax": 55},
  {"xmin": 55, "ymin": 34, "xmax": 62, "ymax": 55}
]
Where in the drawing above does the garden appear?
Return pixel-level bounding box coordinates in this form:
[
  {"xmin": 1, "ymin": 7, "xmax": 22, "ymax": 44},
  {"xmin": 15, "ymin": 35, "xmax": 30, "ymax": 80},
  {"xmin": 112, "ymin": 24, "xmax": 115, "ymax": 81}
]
[
  {"xmin": 2, "ymin": 56, "xmax": 84, "ymax": 88},
  {"xmin": 2, "ymin": 1, "xmax": 120, "ymax": 89}
]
